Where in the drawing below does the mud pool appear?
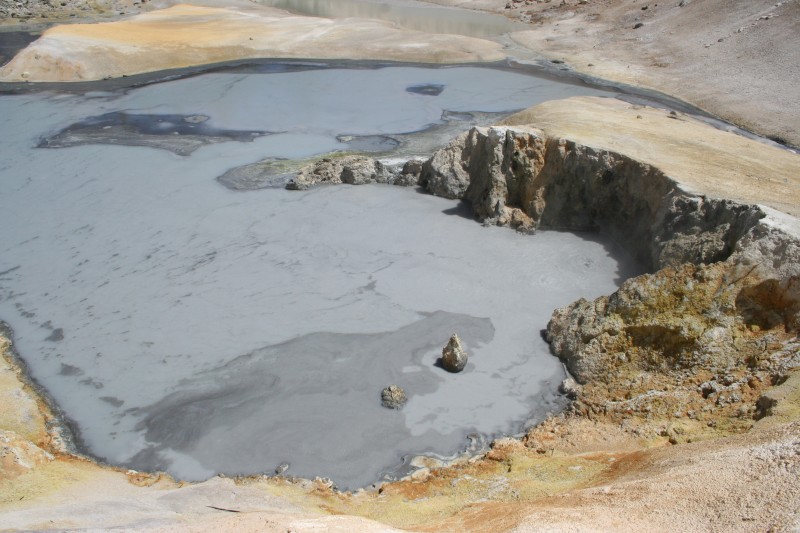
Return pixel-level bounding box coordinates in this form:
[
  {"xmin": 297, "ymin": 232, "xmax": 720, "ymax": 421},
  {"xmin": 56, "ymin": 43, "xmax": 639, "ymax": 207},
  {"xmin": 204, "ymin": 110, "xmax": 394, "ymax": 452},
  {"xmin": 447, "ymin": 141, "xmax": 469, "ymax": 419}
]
[{"xmin": 0, "ymin": 64, "xmax": 638, "ymax": 489}]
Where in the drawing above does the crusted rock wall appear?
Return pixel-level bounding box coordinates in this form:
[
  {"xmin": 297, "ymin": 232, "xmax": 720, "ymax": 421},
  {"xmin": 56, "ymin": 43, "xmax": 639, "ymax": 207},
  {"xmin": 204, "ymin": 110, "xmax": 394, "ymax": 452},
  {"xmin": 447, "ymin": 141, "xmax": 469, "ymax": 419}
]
[
  {"xmin": 419, "ymin": 126, "xmax": 766, "ymax": 270},
  {"xmin": 543, "ymin": 222, "xmax": 800, "ymax": 441},
  {"xmin": 287, "ymin": 156, "xmax": 391, "ymax": 190}
]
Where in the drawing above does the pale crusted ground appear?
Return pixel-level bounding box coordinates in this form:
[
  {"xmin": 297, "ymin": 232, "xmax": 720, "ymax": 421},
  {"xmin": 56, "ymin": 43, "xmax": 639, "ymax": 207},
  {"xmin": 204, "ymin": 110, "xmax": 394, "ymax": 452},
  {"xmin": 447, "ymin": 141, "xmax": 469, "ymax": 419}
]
[
  {"xmin": 418, "ymin": 421, "xmax": 800, "ymax": 533},
  {"xmin": 0, "ymin": 3, "xmax": 504, "ymax": 81},
  {"xmin": 433, "ymin": 0, "xmax": 800, "ymax": 148}
]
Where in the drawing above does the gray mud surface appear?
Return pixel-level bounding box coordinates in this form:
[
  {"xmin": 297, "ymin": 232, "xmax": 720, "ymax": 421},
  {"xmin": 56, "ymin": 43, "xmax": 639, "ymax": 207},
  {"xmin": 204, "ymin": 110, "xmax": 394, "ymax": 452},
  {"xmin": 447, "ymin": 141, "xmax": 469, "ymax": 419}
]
[
  {"xmin": 132, "ymin": 311, "xmax": 504, "ymax": 488},
  {"xmin": 0, "ymin": 63, "xmax": 639, "ymax": 489}
]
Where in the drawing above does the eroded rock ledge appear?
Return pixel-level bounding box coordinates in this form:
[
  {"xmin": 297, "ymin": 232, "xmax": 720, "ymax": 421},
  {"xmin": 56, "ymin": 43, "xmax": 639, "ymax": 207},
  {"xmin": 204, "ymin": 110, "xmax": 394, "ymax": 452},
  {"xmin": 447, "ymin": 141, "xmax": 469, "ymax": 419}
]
[{"xmin": 421, "ymin": 125, "xmax": 768, "ymax": 270}]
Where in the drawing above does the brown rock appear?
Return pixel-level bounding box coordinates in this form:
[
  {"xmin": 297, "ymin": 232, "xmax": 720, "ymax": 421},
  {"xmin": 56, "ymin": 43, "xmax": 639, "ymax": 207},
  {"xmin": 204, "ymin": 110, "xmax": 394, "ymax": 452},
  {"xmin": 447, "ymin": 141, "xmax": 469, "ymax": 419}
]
[
  {"xmin": 441, "ymin": 333, "xmax": 468, "ymax": 373},
  {"xmin": 381, "ymin": 385, "xmax": 407, "ymax": 409},
  {"xmin": 0, "ymin": 430, "xmax": 54, "ymax": 480}
]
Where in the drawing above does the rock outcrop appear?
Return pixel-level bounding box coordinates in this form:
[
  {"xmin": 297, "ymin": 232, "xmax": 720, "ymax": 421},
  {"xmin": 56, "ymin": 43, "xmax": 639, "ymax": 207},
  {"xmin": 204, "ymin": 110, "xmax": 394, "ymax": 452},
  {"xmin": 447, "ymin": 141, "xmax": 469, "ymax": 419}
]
[
  {"xmin": 418, "ymin": 124, "xmax": 767, "ymax": 270},
  {"xmin": 549, "ymin": 222, "xmax": 800, "ymax": 383},
  {"xmin": 381, "ymin": 385, "xmax": 408, "ymax": 410},
  {"xmin": 287, "ymin": 156, "xmax": 391, "ymax": 190},
  {"xmin": 286, "ymin": 155, "xmax": 392, "ymax": 190},
  {"xmin": 546, "ymin": 258, "xmax": 799, "ymax": 436},
  {"xmin": 286, "ymin": 156, "xmax": 424, "ymax": 190},
  {"xmin": 441, "ymin": 334, "xmax": 468, "ymax": 373}
]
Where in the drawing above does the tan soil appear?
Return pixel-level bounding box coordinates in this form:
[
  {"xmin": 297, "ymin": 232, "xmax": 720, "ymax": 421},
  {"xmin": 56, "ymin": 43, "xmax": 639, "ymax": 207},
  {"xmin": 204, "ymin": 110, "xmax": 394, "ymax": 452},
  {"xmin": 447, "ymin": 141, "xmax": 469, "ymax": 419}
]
[
  {"xmin": 433, "ymin": 0, "xmax": 800, "ymax": 148},
  {"xmin": 0, "ymin": 3, "xmax": 505, "ymax": 82},
  {"xmin": 0, "ymin": 336, "xmax": 49, "ymax": 446}
]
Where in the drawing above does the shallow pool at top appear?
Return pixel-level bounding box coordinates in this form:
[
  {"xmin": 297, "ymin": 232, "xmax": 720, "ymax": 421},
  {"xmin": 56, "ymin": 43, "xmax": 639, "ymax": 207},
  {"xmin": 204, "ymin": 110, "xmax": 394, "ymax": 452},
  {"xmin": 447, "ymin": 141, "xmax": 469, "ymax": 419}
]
[{"xmin": 0, "ymin": 64, "xmax": 632, "ymax": 489}]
